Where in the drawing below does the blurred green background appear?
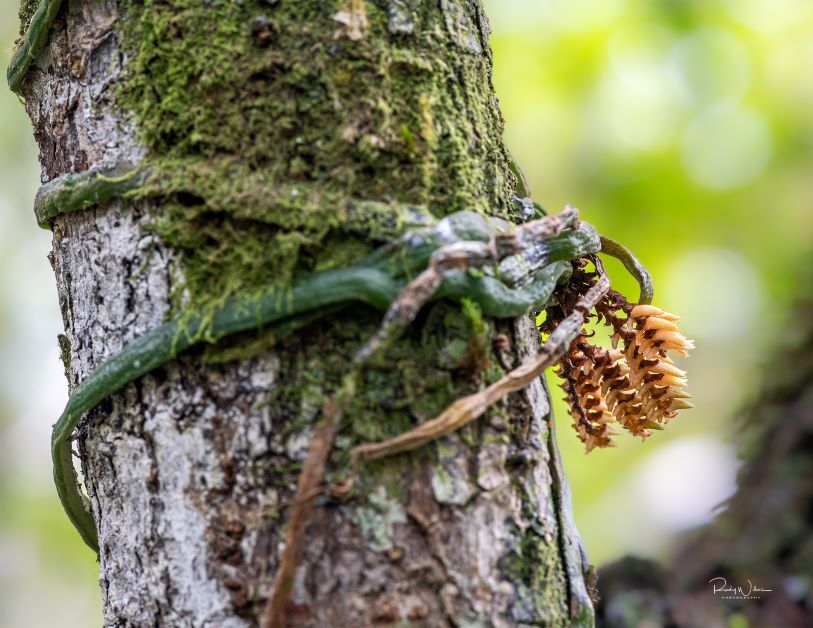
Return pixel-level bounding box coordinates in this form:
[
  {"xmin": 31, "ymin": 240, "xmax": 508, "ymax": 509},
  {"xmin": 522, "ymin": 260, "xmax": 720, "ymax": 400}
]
[{"xmin": 1, "ymin": 0, "xmax": 811, "ymax": 625}]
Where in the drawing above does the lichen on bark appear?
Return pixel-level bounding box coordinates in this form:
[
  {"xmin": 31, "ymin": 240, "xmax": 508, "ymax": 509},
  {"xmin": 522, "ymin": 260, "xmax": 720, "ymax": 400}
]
[{"xmin": 18, "ymin": 0, "xmax": 592, "ymax": 624}]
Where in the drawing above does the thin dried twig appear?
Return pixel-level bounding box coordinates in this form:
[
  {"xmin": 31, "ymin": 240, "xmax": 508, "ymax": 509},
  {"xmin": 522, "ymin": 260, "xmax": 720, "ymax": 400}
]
[
  {"xmin": 264, "ymin": 378, "xmax": 354, "ymax": 628},
  {"xmin": 263, "ymin": 240, "xmax": 492, "ymax": 627}
]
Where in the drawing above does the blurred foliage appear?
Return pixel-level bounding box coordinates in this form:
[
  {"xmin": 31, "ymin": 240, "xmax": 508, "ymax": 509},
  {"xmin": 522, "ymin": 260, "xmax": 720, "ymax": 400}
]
[
  {"xmin": 486, "ymin": 0, "xmax": 813, "ymax": 566},
  {"xmin": 1, "ymin": 0, "xmax": 811, "ymax": 625}
]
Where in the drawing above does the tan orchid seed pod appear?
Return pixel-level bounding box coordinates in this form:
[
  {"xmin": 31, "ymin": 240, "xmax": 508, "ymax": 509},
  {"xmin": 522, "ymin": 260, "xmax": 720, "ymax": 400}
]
[{"xmin": 554, "ymin": 279, "xmax": 694, "ymax": 449}]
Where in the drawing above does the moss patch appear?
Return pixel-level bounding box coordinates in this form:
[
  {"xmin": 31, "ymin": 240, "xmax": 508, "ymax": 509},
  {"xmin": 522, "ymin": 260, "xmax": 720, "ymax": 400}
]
[
  {"xmin": 17, "ymin": 0, "xmax": 38, "ymax": 36},
  {"xmin": 504, "ymin": 521, "xmax": 571, "ymax": 625},
  {"xmin": 261, "ymin": 302, "xmax": 486, "ymax": 492},
  {"xmin": 115, "ymin": 0, "xmax": 517, "ymax": 311}
]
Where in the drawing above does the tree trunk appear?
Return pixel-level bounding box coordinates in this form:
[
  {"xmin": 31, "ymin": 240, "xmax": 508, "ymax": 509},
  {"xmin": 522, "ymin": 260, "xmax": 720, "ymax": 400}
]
[{"xmin": 20, "ymin": 1, "xmax": 593, "ymax": 625}]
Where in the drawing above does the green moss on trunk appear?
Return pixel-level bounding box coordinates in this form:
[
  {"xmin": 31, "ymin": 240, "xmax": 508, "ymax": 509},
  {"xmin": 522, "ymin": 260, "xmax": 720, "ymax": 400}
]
[
  {"xmin": 109, "ymin": 0, "xmax": 573, "ymax": 622},
  {"xmin": 17, "ymin": 0, "xmax": 38, "ymax": 35},
  {"xmin": 116, "ymin": 0, "xmax": 518, "ymax": 307}
]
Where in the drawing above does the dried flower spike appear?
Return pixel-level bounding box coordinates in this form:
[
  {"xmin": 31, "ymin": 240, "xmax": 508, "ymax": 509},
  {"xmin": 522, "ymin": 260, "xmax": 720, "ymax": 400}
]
[
  {"xmin": 558, "ymin": 341, "xmax": 617, "ymax": 452},
  {"xmin": 616, "ymin": 304, "xmax": 694, "ymax": 427},
  {"xmin": 554, "ymin": 281, "xmax": 694, "ymax": 451}
]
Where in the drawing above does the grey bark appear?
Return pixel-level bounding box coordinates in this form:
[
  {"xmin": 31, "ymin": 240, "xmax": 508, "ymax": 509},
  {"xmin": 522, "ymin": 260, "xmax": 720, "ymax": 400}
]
[{"xmin": 21, "ymin": 1, "xmax": 593, "ymax": 626}]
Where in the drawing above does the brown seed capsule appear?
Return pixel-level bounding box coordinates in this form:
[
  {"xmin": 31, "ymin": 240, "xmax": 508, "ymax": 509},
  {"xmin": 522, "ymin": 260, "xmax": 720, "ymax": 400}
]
[
  {"xmin": 558, "ymin": 340, "xmax": 617, "ymax": 452},
  {"xmin": 552, "ymin": 276, "xmax": 693, "ymax": 449},
  {"xmin": 618, "ymin": 304, "xmax": 693, "ymax": 428}
]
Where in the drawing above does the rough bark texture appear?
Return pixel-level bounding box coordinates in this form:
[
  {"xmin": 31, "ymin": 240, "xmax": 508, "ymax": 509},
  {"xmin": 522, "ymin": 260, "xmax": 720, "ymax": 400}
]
[
  {"xmin": 21, "ymin": 1, "xmax": 592, "ymax": 625},
  {"xmin": 597, "ymin": 294, "xmax": 813, "ymax": 628}
]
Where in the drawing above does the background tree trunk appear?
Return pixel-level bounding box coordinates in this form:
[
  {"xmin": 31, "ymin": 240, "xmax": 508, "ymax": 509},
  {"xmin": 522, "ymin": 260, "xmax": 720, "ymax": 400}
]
[{"xmin": 21, "ymin": 1, "xmax": 593, "ymax": 625}]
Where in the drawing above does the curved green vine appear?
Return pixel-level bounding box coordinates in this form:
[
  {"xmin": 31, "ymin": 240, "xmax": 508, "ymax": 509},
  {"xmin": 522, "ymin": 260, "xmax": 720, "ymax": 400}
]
[
  {"xmin": 53, "ymin": 264, "xmax": 398, "ymax": 553},
  {"xmin": 34, "ymin": 164, "xmax": 150, "ymax": 227},
  {"xmin": 7, "ymin": 0, "xmax": 62, "ymax": 92},
  {"xmin": 41, "ymin": 169, "xmax": 609, "ymax": 552},
  {"xmin": 598, "ymin": 235, "xmax": 654, "ymax": 304}
]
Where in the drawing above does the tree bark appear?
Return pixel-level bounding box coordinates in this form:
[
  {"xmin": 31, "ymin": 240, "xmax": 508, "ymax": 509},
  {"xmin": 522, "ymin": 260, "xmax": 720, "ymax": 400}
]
[{"xmin": 20, "ymin": 1, "xmax": 593, "ymax": 625}]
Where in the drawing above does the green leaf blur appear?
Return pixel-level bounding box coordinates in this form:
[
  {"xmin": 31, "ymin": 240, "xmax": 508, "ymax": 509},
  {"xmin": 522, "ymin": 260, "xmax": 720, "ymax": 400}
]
[{"xmin": 486, "ymin": 0, "xmax": 813, "ymax": 564}]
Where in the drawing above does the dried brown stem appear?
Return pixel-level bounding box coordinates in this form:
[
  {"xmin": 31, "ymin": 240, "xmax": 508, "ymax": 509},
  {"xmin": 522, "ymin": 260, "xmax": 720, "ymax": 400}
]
[
  {"xmin": 264, "ymin": 378, "xmax": 354, "ymax": 628},
  {"xmin": 493, "ymin": 204, "xmax": 579, "ymax": 257}
]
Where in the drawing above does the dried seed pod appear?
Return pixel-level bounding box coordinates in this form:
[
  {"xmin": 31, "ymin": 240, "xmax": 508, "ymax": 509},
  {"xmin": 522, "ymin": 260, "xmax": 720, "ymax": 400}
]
[
  {"xmin": 551, "ymin": 267, "xmax": 693, "ymax": 451},
  {"xmin": 575, "ymin": 340, "xmax": 657, "ymax": 440},
  {"xmin": 615, "ymin": 304, "xmax": 694, "ymax": 427},
  {"xmin": 559, "ymin": 342, "xmax": 617, "ymax": 452}
]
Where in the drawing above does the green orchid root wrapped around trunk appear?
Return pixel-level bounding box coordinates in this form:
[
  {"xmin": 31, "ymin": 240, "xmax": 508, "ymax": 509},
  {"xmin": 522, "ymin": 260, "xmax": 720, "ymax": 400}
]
[{"xmin": 36, "ymin": 164, "xmax": 654, "ymax": 554}]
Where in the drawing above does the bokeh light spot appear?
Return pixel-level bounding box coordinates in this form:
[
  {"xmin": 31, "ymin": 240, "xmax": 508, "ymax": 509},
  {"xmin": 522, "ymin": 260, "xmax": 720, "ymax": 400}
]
[
  {"xmin": 725, "ymin": 0, "xmax": 813, "ymax": 35},
  {"xmin": 593, "ymin": 37, "xmax": 683, "ymax": 152},
  {"xmin": 680, "ymin": 104, "xmax": 772, "ymax": 190},
  {"xmin": 486, "ymin": 0, "xmax": 626, "ymax": 33},
  {"xmin": 669, "ymin": 28, "xmax": 752, "ymax": 105},
  {"xmin": 665, "ymin": 248, "xmax": 762, "ymax": 342},
  {"xmin": 635, "ymin": 437, "xmax": 739, "ymax": 530}
]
